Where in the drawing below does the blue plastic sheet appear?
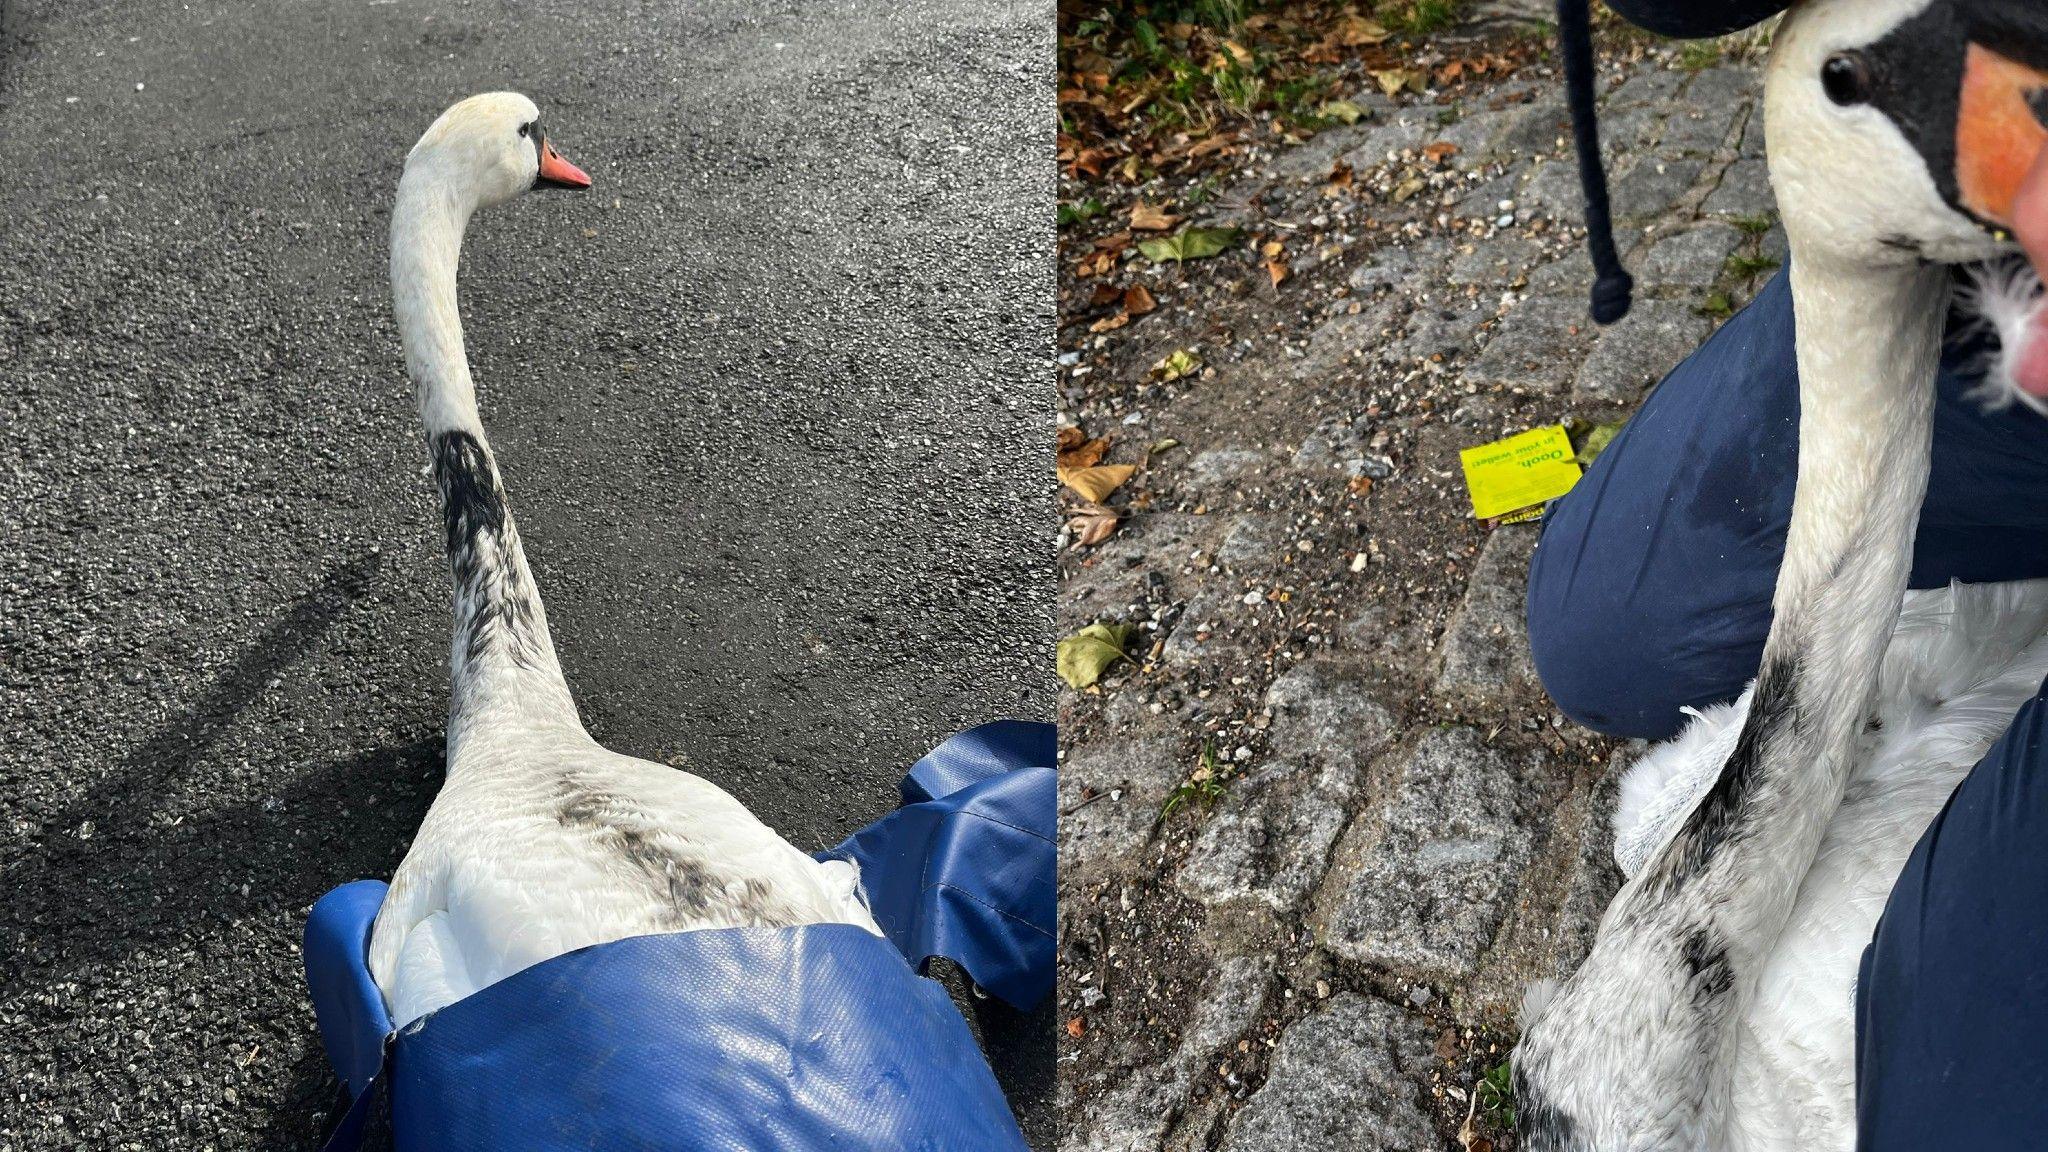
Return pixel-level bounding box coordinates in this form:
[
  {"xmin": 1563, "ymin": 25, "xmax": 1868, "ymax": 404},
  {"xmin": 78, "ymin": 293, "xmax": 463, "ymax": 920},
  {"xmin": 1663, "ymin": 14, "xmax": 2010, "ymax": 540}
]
[
  {"xmin": 823, "ymin": 719, "xmax": 1055, "ymax": 1010},
  {"xmin": 304, "ymin": 721, "xmax": 1052, "ymax": 1151}
]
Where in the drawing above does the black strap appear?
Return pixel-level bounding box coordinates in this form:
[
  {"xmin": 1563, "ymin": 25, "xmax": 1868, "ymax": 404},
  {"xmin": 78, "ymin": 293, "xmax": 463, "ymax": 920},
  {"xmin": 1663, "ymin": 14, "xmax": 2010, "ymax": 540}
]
[
  {"xmin": 320, "ymin": 1034, "xmax": 396, "ymax": 1152},
  {"xmin": 1558, "ymin": 0, "xmax": 1635, "ymax": 324}
]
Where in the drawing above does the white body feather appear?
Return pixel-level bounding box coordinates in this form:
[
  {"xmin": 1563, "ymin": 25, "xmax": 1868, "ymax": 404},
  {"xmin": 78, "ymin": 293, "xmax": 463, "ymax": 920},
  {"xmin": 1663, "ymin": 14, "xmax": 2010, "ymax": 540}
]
[
  {"xmin": 1959, "ymin": 260, "xmax": 2048, "ymax": 415},
  {"xmin": 1613, "ymin": 579, "xmax": 2048, "ymax": 1150},
  {"xmin": 372, "ymin": 722, "xmax": 878, "ymax": 1027}
]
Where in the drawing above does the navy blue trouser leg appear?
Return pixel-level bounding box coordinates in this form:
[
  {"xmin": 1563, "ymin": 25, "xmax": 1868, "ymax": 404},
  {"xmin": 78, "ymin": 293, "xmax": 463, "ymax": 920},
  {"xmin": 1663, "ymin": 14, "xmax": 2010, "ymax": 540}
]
[
  {"xmin": 1855, "ymin": 680, "xmax": 2048, "ymax": 1148},
  {"xmin": 1526, "ymin": 266, "xmax": 2048, "ymax": 740}
]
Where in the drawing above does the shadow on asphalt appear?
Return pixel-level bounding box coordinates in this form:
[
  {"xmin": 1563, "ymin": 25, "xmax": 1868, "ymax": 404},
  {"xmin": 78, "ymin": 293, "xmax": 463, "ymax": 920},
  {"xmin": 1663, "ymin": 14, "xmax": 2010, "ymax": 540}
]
[
  {"xmin": 3, "ymin": 548, "xmax": 1047, "ymax": 1143},
  {"xmin": 2, "ymin": 553, "xmax": 409, "ymax": 988}
]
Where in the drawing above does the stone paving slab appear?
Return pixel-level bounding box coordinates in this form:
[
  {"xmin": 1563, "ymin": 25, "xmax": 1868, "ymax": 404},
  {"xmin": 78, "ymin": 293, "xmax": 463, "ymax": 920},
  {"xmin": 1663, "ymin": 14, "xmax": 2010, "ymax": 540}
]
[
  {"xmin": 1435, "ymin": 528, "xmax": 1541, "ymax": 702},
  {"xmin": 1217, "ymin": 994, "xmax": 1440, "ymax": 1152},
  {"xmin": 1071, "ymin": 956, "xmax": 1277, "ymax": 1152},
  {"xmin": 1575, "ymin": 298, "xmax": 1715, "ymax": 403},
  {"xmin": 1317, "ymin": 727, "xmax": 1555, "ymax": 985},
  {"xmin": 1179, "ymin": 665, "xmax": 1396, "ymax": 914}
]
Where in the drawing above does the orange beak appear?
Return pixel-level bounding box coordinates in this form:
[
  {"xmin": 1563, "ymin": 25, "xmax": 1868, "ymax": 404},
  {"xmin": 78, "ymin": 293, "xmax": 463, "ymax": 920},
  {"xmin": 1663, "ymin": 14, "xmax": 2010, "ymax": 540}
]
[
  {"xmin": 1956, "ymin": 43, "xmax": 2048, "ymax": 228},
  {"xmin": 536, "ymin": 136, "xmax": 592, "ymax": 191}
]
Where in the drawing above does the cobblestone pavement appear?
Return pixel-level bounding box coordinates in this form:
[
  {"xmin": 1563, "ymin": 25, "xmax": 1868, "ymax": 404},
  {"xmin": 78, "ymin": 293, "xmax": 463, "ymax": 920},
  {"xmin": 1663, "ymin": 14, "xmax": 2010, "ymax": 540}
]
[{"xmin": 1058, "ymin": 22, "xmax": 1775, "ymax": 1152}]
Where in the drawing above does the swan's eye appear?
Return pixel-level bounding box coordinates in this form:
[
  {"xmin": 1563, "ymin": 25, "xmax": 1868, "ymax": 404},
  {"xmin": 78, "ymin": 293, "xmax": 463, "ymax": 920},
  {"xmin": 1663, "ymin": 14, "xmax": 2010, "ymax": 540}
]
[
  {"xmin": 518, "ymin": 122, "xmax": 532, "ymax": 138},
  {"xmin": 1821, "ymin": 53, "xmax": 1873, "ymax": 106}
]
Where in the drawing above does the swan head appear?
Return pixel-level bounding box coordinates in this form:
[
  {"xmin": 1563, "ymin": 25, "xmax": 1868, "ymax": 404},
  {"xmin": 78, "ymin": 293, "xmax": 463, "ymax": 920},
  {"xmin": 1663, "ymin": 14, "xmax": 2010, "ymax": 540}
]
[
  {"xmin": 1764, "ymin": 0, "xmax": 2047, "ymax": 269},
  {"xmin": 403, "ymin": 91, "xmax": 592, "ymax": 210}
]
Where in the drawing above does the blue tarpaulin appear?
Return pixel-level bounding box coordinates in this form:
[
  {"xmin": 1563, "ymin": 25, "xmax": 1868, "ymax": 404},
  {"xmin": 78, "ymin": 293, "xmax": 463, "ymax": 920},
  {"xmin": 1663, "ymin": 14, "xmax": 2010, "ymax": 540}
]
[
  {"xmin": 304, "ymin": 721, "xmax": 1054, "ymax": 1151},
  {"xmin": 822, "ymin": 718, "xmax": 1055, "ymax": 1010}
]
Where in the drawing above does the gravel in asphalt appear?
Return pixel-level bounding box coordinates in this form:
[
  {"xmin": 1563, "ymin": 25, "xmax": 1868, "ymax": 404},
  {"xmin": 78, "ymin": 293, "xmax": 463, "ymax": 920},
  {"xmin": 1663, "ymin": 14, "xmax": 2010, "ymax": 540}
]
[{"xmin": 0, "ymin": 0, "xmax": 1054, "ymax": 1146}]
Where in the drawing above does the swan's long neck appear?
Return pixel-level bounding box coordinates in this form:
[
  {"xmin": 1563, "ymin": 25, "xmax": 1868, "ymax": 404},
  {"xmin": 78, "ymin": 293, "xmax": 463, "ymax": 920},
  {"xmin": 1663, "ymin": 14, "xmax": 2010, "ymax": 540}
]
[
  {"xmin": 1601, "ymin": 257, "xmax": 1951, "ymax": 1141},
  {"xmin": 1643, "ymin": 260, "xmax": 1946, "ymax": 919},
  {"xmin": 392, "ymin": 166, "xmax": 580, "ymax": 741}
]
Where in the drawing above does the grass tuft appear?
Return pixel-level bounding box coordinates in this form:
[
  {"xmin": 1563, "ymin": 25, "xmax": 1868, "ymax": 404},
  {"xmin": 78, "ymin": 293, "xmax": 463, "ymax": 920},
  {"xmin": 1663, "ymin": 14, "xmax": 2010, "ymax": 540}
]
[
  {"xmin": 1379, "ymin": 0, "xmax": 1462, "ymax": 36},
  {"xmin": 1725, "ymin": 252, "xmax": 1782, "ymax": 278},
  {"xmin": 1162, "ymin": 741, "xmax": 1229, "ymax": 818},
  {"xmin": 1477, "ymin": 1060, "xmax": 1516, "ymax": 1129}
]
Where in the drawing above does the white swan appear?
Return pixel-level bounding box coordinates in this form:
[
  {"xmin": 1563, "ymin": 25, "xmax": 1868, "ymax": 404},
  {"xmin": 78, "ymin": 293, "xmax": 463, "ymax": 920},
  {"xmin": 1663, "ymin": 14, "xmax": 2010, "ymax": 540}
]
[
  {"xmin": 1612, "ymin": 579, "xmax": 2048, "ymax": 1149},
  {"xmin": 1513, "ymin": 2, "xmax": 2048, "ymax": 1148},
  {"xmin": 368, "ymin": 92, "xmax": 880, "ymax": 1028}
]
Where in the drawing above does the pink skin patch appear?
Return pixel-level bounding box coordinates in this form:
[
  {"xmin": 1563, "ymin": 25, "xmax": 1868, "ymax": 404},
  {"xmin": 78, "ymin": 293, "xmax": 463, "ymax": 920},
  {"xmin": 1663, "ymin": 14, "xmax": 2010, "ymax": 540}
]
[{"xmin": 2013, "ymin": 146, "xmax": 2048, "ymax": 397}]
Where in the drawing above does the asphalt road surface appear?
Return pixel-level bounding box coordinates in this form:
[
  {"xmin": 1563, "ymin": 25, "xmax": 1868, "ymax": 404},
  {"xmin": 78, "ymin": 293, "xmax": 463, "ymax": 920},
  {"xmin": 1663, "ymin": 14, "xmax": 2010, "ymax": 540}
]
[{"xmin": 0, "ymin": 0, "xmax": 1053, "ymax": 1146}]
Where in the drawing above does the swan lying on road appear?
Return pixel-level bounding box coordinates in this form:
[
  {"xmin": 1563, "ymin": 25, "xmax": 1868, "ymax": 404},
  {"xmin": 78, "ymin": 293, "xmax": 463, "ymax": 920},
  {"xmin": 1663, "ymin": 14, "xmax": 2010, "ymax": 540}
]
[{"xmin": 369, "ymin": 92, "xmax": 882, "ymax": 1029}]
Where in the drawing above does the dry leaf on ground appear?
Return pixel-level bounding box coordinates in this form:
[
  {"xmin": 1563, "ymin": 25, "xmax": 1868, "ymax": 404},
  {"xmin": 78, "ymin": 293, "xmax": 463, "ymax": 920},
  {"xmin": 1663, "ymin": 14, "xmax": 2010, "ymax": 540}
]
[
  {"xmin": 1057, "ymin": 427, "xmax": 1113, "ymax": 469},
  {"xmin": 1318, "ymin": 98, "xmax": 1367, "ymax": 124},
  {"xmin": 1066, "ymin": 502, "xmax": 1121, "ymax": 547},
  {"xmin": 1373, "ymin": 67, "xmax": 1425, "ymax": 96},
  {"xmin": 1056, "ymin": 622, "xmax": 1138, "ymax": 689},
  {"xmin": 1151, "ymin": 348, "xmax": 1201, "ymax": 382},
  {"xmin": 1137, "ymin": 226, "xmax": 1240, "ymax": 263},
  {"xmin": 1337, "ymin": 14, "xmax": 1389, "ymax": 45},
  {"xmin": 1129, "ymin": 201, "xmax": 1181, "ymax": 231},
  {"xmin": 1058, "ymin": 463, "xmax": 1136, "ymax": 503}
]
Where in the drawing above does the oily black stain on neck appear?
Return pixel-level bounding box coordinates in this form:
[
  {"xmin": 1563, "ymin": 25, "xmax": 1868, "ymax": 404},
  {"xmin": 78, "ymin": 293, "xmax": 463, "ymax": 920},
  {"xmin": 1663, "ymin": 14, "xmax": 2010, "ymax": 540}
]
[
  {"xmin": 430, "ymin": 430, "xmax": 544, "ymax": 670},
  {"xmin": 1656, "ymin": 652, "xmax": 1802, "ymax": 892},
  {"xmin": 1512, "ymin": 1064, "xmax": 1581, "ymax": 1151}
]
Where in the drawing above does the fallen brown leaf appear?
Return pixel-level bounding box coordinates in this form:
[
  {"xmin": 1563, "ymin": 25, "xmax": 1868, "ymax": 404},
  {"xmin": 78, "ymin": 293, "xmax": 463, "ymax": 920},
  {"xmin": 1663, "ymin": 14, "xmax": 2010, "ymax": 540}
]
[
  {"xmin": 1068, "ymin": 148, "xmax": 1110, "ymax": 178},
  {"xmin": 1423, "ymin": 140, "xmax": 1461, "ymax": 165},
  {"xmin": 1129, "ymin": 200, "xmax": 1181, "ymax": 231},
  {"xmin": 1057, "ymin": 429, "xmax": 1112, "ymax": 469},
  {"xmin": 1264, "ymin": 259, "xmax": 1290, "ymax": 287},
  {"xmin": 1066, "ymin": 1016, "xmax": 1086, "ymax": 1039},
  {"xmin": 1067, "ymin": 502, "xmax": 1121, "ymax": 547},
  {"xmin": 1373, "ymin": 67, "xmax": 1426, "ymax": 96},
  {"xmin": 1058, "ymin": 463, "xmax": 1137, "ymax": 503},
  {"xmin": 1089, "ymin": 312, "xmax": 1130, "ymax": 333},
  {"xmin": 1337, "ymin": 13, "xmax": 1390, "ymax": 45},
  {"xmin": 1123, "ymin": 284, "xmax": 1157, "ymax": 316}
]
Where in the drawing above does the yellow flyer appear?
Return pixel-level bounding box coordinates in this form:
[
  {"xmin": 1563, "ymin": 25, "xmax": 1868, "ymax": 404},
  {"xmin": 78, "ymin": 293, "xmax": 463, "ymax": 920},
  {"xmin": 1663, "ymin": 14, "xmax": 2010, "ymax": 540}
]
[{"xmin": 1460, "ymin": 425, "xmax": 1583, "ymax": 521}]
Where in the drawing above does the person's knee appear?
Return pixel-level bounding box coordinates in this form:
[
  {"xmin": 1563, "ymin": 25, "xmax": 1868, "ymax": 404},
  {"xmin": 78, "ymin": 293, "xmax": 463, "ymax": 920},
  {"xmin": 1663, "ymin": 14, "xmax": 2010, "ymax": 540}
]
[{"xmin": 1527, "ymin": 563, "xmax": 1664, "ymax": 739}]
